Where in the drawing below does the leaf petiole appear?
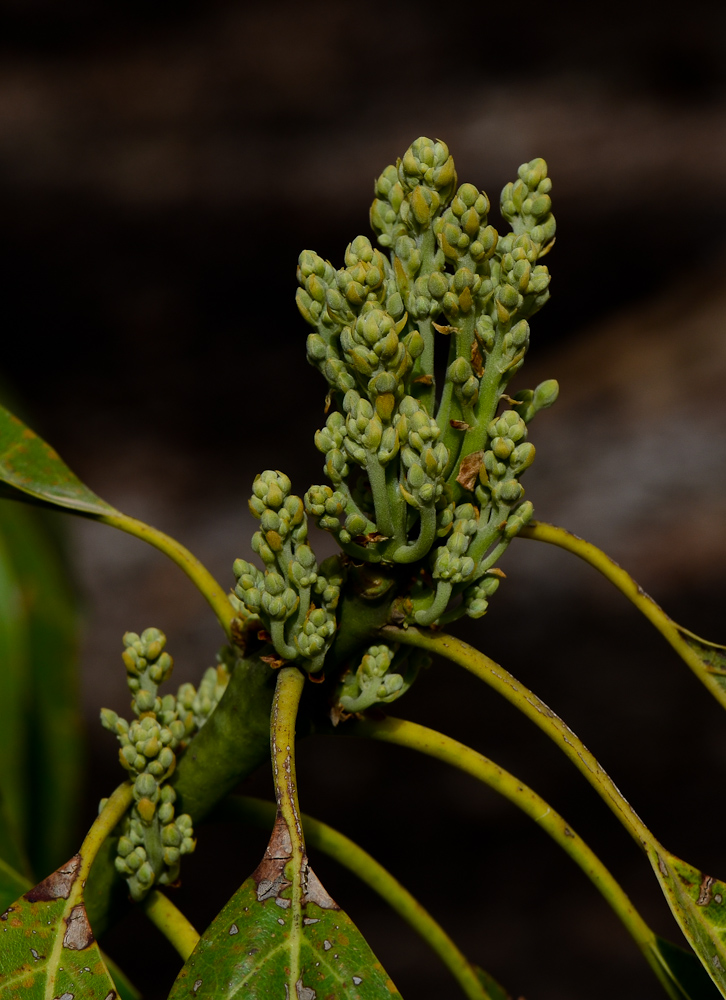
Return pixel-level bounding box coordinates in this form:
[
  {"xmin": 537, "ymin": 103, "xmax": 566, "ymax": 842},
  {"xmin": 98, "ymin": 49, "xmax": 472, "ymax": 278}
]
[{"xmin": 142, "ymin": 889, "xmax": 200, "ymax": 961}]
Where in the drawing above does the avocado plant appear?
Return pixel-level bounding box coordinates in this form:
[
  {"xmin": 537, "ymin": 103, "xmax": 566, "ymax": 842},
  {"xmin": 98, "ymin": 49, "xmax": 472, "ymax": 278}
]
[{"xmin": 1, "ymin": 137, "xmax": 726, "ymax": 1000}]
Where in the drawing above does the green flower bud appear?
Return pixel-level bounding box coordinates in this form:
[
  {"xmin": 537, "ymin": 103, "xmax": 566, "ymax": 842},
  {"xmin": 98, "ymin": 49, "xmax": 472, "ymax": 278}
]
[
  {"xmin": 134, "ymin": 772, "xmax": 157, "ymax": 801},
  {"xmin": 511, "ymin": 442, "xmax": 536, "ymax": 474},
  {"xmin": 125, "ymin": 847, "xmax": 145, "ymax": 872},
  {"xmin": 448, "ymin": 357, "xmax": 473, "ymax": 385},
  {"xmin": 494, "ymin": 480, "xmax": 524, "ymax": 505},
  {"xmin": 251, "ymin": 470, "xmax": 291, "ymax": 512},
  {"xmin": 134, "ymin": 689, "xmax": 156, "ymax": 713},
  {"xmin": 533, "ymin": 378, "xmax": 559, "ymax": 412},
  {"xmin": 158, "ymin": 802, "xmax": 175, "ymax": 825},
  {"xmin": 136, "ymin": 862, "xmax": 154, "ymax": 886},
  {"xmin": 100, "ymin": 708, "xmax": 119, "ymax": 732},
  {"xmin": 117, "ymin": 836, "xmax": 134, "ymax": 858},
  {"xmin": 399, "ymin": 137, "xmax": 457, "ymax": 197},
  {"xmin": 162, "ymin": 823, "xmax": 183, "ymax": 848}
]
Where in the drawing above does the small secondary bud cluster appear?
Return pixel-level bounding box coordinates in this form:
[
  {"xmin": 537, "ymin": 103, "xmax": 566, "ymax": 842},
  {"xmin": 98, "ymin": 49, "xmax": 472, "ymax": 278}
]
[
  {"xmin": 100, "ymin": 628, "xmax": 231, "ymax": 900},
  {"xmin": 336, "ymin": 644, "xmax": 429, "ymax": 715},
  {"xmin": 231, "ymin": 470, "xmax": 344, "ymax": 674}
]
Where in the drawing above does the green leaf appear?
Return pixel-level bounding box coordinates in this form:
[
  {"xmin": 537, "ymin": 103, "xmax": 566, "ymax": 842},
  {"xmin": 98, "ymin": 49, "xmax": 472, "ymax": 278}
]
[
  {"xmin": 0, "ymin": 526, "xmax": 31, "ymax": 876},
  {"xmin": 169, "ymin": 813, "xmax": 403, "ymax": 1000},
  {"xmin": 647, "ymin": 845, "xmax": 726, "ymax": 995},
  {"xmin": 221, "ymin": 795, "xmax": 497, "ymax": 1000},
  {"xmin": 0, "ymin": 501, "xmax": 82, "ymax": 876},
  {"xmin": 0, "ymin": 403, "xmax": 236, "ymax": 644},
  {"xmin": 653, "ymin": 936, "xmax": 722, "ymax": 1000},
  {"xmin": 0, "ymin": 854, "xmax": 118, "ymax": 1000},
  {"xmin": 0, "ymin": 856, "xmax": 140, "ymax": 1000},
  {"xmin": 0, "ymin": 405, "xmax": 118, "ymax": 517}
]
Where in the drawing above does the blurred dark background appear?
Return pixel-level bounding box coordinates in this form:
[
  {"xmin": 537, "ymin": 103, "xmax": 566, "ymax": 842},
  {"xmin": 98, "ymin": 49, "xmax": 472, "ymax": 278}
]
[{"xmin": 2, "ymin": 1, "xmax": 726, "ymax": 997}]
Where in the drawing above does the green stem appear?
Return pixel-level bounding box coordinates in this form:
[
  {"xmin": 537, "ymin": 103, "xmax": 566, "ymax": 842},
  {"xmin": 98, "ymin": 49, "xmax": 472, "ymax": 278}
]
[
  {"xmin": 366, "ymin": 453, "xmax": 395, "ymax": 538},
  {"xmin": 271, "ymin": 665, "xmax": 307, "ymax": 993},
  {"xmin": 269, "ymin": 619, "xmax": 299, "ymax": 661},
  {"xmin": 392, "ymin": 504, "xmax": 437, "ymax": 564},
  {"xmin": 413, "ymin": 580, "xmax": 453, "ymax": 626},
  {"xmin": 449, "ymin": 335, "xmax": 507, "ymax": 502},
  {"xmin": 381, "ymin": 625, "xmax": 654, "ymax": 850},
  {"xmin": 142, "ymin": 889, "xmax": 200, "ymax": 961},
  {"xmin": 219, "ymin": 795, "xmax": 493, "ymax": 1000},
  {"xmin": 98, "ymin": 512, "xmax": 235, "ymax": 639},
  {"xmin": 467, "ymin": 508, "xmax": 507, "ymax": 568},
  {"xmin": 520, "ymin": 520, "xmax": 726, "ymax": 710},
  {"xmin": 348, "ymin": 715, "xmax": 679, "ymax": 996}
]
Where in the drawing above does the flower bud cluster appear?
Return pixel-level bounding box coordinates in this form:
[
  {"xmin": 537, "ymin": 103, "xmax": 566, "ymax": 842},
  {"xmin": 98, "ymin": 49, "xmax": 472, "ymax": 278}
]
[
  {"xmin": 462, "ymin": 573, "xmax": 501, "ymax": 619},
  {"xmin": 232, "ymin": 470, "xmax": 340, "ymax": 673},
  {"xmin": 295, "ymin": 138, "xmax": 559, "ymax": 629},
  {"xmin": 303, "ymin": 485, "xmax": 374, "ymax": 550},
  {"xmin": 476, "ymin": 411, "xmax": 536, "ymax": 539},
  {"xmin": 396, "ymin": 397, "xmax": 447, "ymax": 509},
  {"xmin": 113, "ymin": 785, "xmax": 195, "ymax": 901},
  {"xmin": 500, "ymin": 158, "xmax": 556, "ymax": 251},
  {"xmin": 370, "ymin": 138, "xmax": 457, "ymax": 247},
  {"xmin": 431, "ymin": 503, "xmax": 479, "ymax": 584},
  {"xmin": 434, "ymin": 183, "xmax": 498, "ymax": 267},
  {"xmin": 337, "ymin": 644, "xmax": 409, "ymax": 714},
  {"xmin": 101, "ymin": 631, "xmax": 232, "ymax": 900}
]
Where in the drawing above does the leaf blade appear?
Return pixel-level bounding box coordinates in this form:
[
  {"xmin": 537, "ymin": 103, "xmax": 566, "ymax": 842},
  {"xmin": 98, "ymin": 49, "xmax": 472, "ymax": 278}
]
[
  {"xmin": 0, "ymin": 501, "xmax": 82, "ymax": 876},
  {"xmin": 0, "ymin": 525, "xmax": 31, "ymax": 875},
  {"xmin": 653, "ymin": 935, "xmax": 722, "ymax": 1000},
  {"xmin": 0, "ymin": 855, "xmax": 118, "ymax": 1000},
  {"xmin": 0, "ymin": 405, "xmax": 118, "ymax": 517},
  {"xmin": 647, "ymin": 845, "xmax": 726, "ymax": 995},
  {"xmin": 169, "ymin": 829, "xmax": 402, "ymax": 1000}
]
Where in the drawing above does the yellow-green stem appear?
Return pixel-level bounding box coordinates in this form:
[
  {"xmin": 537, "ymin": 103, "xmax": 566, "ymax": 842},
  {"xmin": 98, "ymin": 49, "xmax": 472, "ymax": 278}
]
[
  {"xmin": 520, "ymin": 520, "xmax": 726, "ymax": 709},
  {"xmin": 382, "ymin": 625, "xmax": 654, "ymax": 851},
  {"xmin": 79, "ymin": 782, "xmax": 133, "ymax": 882},
  {"xmin": 98, "ymin": 512, "xmax": 236, "ymax": 639},
  {"xmin": 142, "ymin": 889, "xmax": 200, "ymax": 961},
  {"xmin": 350, "ymin": 715, "xmax": 680, "ymax": 997},
  {"xmin": 270, "ymin": 665, "xmax": 307, "ymax": 992}
]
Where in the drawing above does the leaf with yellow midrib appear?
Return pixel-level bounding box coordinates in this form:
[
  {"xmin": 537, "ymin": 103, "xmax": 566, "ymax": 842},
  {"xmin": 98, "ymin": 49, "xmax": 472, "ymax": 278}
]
[
  {"xmin": 0, "ymin": 854, "xmax": 118, "ymax": 1000},
  {"xmin": 169, "ymin": 812, "xmax": 402, "ymax": 1000}
]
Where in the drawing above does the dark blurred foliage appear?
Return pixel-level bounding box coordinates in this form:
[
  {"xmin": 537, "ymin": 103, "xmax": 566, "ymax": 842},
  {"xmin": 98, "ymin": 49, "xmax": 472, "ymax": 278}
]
[{"xmin": 1, "ymin": 2, "xmax": 726, "ymax": 998}]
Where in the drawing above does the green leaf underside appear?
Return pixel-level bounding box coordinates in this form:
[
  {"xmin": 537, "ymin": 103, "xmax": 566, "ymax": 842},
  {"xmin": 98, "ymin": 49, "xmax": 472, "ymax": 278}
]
[
  {"xmin": 0, "ymin": 855, "xmax": 118, "ymax": 1000},
  {"xmin": 680, "ymin": 632, "xmax": 726, "ymax": 677},
  {"xmin": 0, "ymin": 526, "xmax": 31, "ymax": 876},
  {"xmin": 654, "ymin": 936, "xmax": 722, "ymax": 1000},
  {"xmin": 0, "ymin": 501, "xmax": 82, "ymax": 876},
  {"xmin": 0, "ymin": 405, "xmax": 118, "ymax": 517},
  {"xmin": 647, "ymin": 846, "xmax": 726, "ymax": 994},
  {"xmin": 170, "ymin": 817, "xmax": 402, "ymax": 1000}
]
